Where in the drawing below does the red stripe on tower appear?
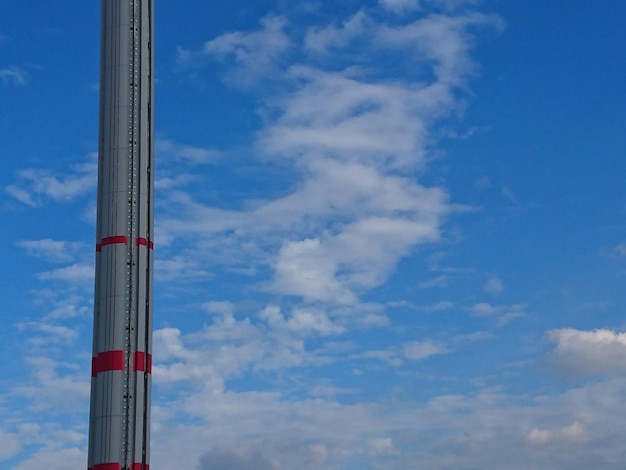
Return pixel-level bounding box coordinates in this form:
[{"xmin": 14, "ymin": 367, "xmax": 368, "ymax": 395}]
[
  {"xmin": 133, "ymin": 351, "xmax": 153, "ymax": 373},
  {"xmin": 135, "ymin": 237, "xmax": 154, "ymax": 249},
  {"xmin": 93, "ymin": 464, "xmax": 122, "ymax": 470},
  {"xmin": 94, "ymin": 351, "xmax": 125, "ymax": 374},
  {"xmin": 131, "ymin": 464, "xmax": 150, "ymax": 470},
  {"xmin": 101, "ymin": 235, "xmax": 128, "ymax": 247}
]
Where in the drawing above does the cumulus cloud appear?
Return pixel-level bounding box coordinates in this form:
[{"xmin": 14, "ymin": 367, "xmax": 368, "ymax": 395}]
[
  {"xmin": 198, "ymin": 446, "xmax": 279, "ymax": 470},
  {"xmin": 260, "ymin": 306, "xmax": 347, "ymax": 336},
  {"xmin": 547, "ymin": 328, "xmax": 626, "ymax": 377},
  {"xmin": 148, "ymin": 375, "xmax": 626, "ymax": 470},
  {"xmin": 8, "ymin": 448, "xmax": 85, "ymax": 470}
]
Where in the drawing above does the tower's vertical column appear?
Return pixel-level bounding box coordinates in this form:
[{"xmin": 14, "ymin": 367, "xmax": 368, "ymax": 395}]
[{"xmin": 88, "ymin": 1, "xmax": 154, "ymax": 469}]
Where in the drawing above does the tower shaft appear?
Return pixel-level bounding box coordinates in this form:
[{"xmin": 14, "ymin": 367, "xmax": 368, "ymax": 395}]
[{"xmin": 89, "ymin": 1, "xmax": 154, "ymax": 469}]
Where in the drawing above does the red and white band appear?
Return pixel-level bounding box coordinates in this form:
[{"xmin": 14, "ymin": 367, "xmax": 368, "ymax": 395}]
[
  {"xmin": 96, "ymin": 236, "xmax": 154, "ymax": 252},
  {"xmin": 91, "ymin": 350, "xmax": 152, "ymax": 377}
]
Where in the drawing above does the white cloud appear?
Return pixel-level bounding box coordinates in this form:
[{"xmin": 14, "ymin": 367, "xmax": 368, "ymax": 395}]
[
  {"xmin": 419, "ymin": 274, "xmax": 450, "ymax": 288},
  {"xmin": 483, "ymin": 276, "xmax": 504, "ymax": 293},
  {"xmin": 378, "ymin": 12, "xmax": 505, "ymax": 85},
  {"xmin": 17, "ymin": 239, "xmax": 84, "ymax": 263},
  {"xmin": 422, "ymin": 300, "xmax": 454, "ymax": 311},
  {"xmin": 9, "ymin": 448, "xmax": 85, "ymax": 470},
  {"xmin": 403, "ymin": 339, "xmax": 447, "ymax": 360},
  {"xmin": 360, "ymin": 313, "xmax": 391, "ymax": 327},
  {"xmin": 259, "ymin": 67, "xmax": 433, "ymax": 169},
  {"xmin": 0, "ymin": 429, "xmax": 20, "ymax": 460},
  {"xmin": 155, "ymin": 173, "xmax": 198, "ymax": 190},
  {"xmin": 6, "ymin": 154, "xmax": 97, "ymax": 206},
  {"xmin": 369, "ymin": 437, "xmax": 397, "ymax": 455},
  {"xmin": 272, "ymin": 238, "xmax": 357, "ymax": 304},
  {"xmin": 304, "ymin": 11, "xmax": 371, "ymax": 54},
  {"xmin": 147, "ymin": 375, "xmax": 626, "ymax": 470},
  {"xmin": 203, "ymin": 301, "xmax": 236, "ymax": 316},
  {"xmin": 0, "ymin": 65, "xmax": 28, "ymax": 85},
  {"xmin": 270, "ymin": 213, "xmax": 441, "ymax": 303},
  {"xmin": 198, "ymin": 445, "xmax": 279, "ymax": 470},
  {"xmin": 154, "ymin": 255, "xmax": 212, "ymax": 282},
  {"xmin": 471, "ymin": 302, "xmax": 526, "ymax": 326},
  {"xmin": 160, "ymin": 8, "xmax": 502, "ymax": 311},
  {"xmin": 157, "ymin": 138, "xmax": 220, "ymax": 164},
  {"xmin": 17, "ymin": 322, "xmax": 79, "ymax": 344},
  {"xmin": 182, "ymin": 15, "xmax": 291, "ymax": 88},
  {"xmin": 32, "ymin": 292, "xmax": 90, "ymax": 321},
  {"xmin": 286, "ymin": 308, "xmax": 346, "ymax": 336},
  {"xmin": 13, "ymin": 357, "xmax": 90, "ymax": 412},
  {"xmin": 380, "ymin": 0, "xmax": 422, "ymax": 13},
  {"xmin": 547, "ymin": 328, "xmax": 626, "ymax": 377},
  {"xmin": 429, "ymin": 0, "xmax": 484, "ymax": 11},
  {"xmin": 5, "ymin": 184, "xmax": 37, "ymax": 206},
  {"xmin": 613, "ymin": 242, "xmax": 626, "ymax": 257},
  {"xmin": 527, "ymin": 421, "xmax": 586, "ymax": 445},
  {"xmin": 37, "ymin": 263, "xmax": 94, "ymax": 286},
  {"xmin": 153, "ymin": 312, "xmax": 312, "ymax": 386}
]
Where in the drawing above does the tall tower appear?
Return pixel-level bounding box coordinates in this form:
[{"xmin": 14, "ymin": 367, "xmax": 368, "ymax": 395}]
[{"xmin": 88, "ymin": 1, "xmax": 154, "ymax": 469}]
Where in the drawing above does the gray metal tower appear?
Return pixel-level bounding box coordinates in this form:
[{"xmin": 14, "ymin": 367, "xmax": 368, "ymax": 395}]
[{"xmin": 88, "ymin": 1, "xmax": 154, "ymax": 469}]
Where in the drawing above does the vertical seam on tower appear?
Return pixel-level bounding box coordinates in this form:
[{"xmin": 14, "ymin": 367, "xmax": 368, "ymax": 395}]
[
  {"xmin": 141, "ymin": 3, "xmax": 154, "ymax": 466},
  {"xmin": 123, "ymin": 0, "xmax": 138, "ymax": 467}
]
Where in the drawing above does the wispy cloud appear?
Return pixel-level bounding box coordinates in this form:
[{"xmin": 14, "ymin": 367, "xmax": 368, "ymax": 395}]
[
  {"xmin": 470, "ymin": 302, "xmax": 526, "ymax": 326},
  {"xmin": 403, "ymin": 339, "xmax": 448, "ymax": 359},
  {"xmin": 179, "ymin": 15, "xmax": 291, "ymax": 88},
  {"xmin": 0, "ymin": 65, "xmax": 28, "ymax": 85},
  {"xmin": 0, "ymin": 429, "xmax": 20, "ymax": 460},
  {"xmin": 483, "ymin": 275, "xmax": 504, "ymax": 294},
  {"xmin": 17, "ymin": 239, "xmax": 86, "ymax": 263},
  {"xmin": 5, "ymin": 154, "xmax": 97, "ymax": 206},
  {"xmin": 156, "ymin": 138, "xmax": 221, "ymax": 165},
  {"xmin": 527, "ymin": 421, "xmax": 586, "ymax": 445},
  {"xmin": 37, "ymin": 263, "xmax": 94, "ymax": 286},
  {"xmin": 379, "ymin": 0, "xmax": 423, "ymax": 13}
]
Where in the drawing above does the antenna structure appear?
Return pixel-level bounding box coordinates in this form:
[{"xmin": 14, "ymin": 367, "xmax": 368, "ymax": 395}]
[{"xmin": 88, "ymin": 1, "xmax": 154, "ymax": 469}]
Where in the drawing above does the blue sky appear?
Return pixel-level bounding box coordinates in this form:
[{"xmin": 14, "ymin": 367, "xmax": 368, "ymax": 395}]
[{"xmin": 2, "ymin": 0, "xmax": 626, "ymax": 468}]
